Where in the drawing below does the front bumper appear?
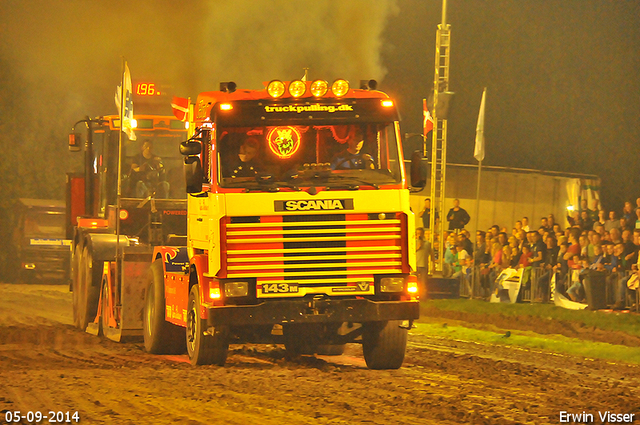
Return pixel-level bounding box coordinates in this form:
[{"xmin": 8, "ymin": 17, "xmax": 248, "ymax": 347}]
[{"xmin": 207, "ymin": 298, "xmax": 420, "ymax": 327}]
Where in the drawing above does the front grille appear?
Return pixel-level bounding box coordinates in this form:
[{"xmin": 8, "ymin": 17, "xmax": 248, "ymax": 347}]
[{"xmin": 224, "ymin": 213, "xmax": 404, "ymax": 296}]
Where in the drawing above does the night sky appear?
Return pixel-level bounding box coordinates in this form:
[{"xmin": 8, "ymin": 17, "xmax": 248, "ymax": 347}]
[{"xmin": 0, "ymin": 0, "xmax": 638, "ymax": 210}]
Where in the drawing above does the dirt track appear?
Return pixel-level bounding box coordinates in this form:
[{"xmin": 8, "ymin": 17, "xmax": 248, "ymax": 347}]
[{"xmin": 1, "ymin": 283, "xmax": 639, "ymax": 425}]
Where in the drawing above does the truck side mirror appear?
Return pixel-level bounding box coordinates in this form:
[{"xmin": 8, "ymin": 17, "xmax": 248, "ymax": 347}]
[
  {"xmin": 69, "ymin": 133, "xmax": 82, "ymax": 152},
  {"xmin": 184, "ymin": 156, "xmax": 203, "ymax": 193},
  {"xmin": 180, "ymin": 141, "xmax": 202, "ymax": 156},
  {"xmin": 410, "ymin": 150, "xmax": 426, "ymax": 189}
]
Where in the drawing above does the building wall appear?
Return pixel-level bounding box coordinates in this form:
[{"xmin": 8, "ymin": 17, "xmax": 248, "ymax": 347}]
[{"xmin": 410, "ymin": 164, "xmax": 599, "ymax": 234}]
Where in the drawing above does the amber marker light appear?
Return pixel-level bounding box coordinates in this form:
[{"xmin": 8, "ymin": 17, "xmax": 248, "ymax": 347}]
[
  {"xmin": 331, "ymin": 79, "xmax": 349, "ymax": 97},
  {"xmin": 310, "ymin": 80, "xmax": 328, "ymax": 97},
  {"xmin": 407, "ymin": 278, "xmax": 419, "ymax": 295},
  {"xmin": 119, "ymin": 209, "xmax": 129, "ymax": 220},
  {"xmin": 220, "ymin": 103, "xmax": 233, "ymax": 111},
  {"xmin": 381, "ymin": 100, "xmax": 394, "ymax": 107},
  {"xmin": 210, "ymin": 286, "xmax": 221, "ymax": 299},
  {"xmin": 131, "ymin": 119, "xmax": 138, "ymax": 128},
  {"xmin": 288, "ymin": 80, "xmax": 306, "ymax": 98},
  {"xmin": 267, "ymin": 80, "xmax": 286, "ymax": 98}
]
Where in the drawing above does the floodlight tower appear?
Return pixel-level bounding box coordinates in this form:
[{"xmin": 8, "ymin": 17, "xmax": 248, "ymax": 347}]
[{"xmin": 428, "ymin": 0, "xmax": 452, "ymax": 273}]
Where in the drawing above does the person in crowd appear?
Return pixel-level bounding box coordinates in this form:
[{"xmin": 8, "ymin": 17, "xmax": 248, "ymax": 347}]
[
  {"xmin": 522, "ymin": 217, "xmax": 530, "ymax": 232},
  {"xmin": 635, "ymin": 208, "xmax": 640, "ymax": 230},
  {"xmin": 501, "ymin": 245, "xmax": 513, "ymax": 270},
  {"xmin": 474, "ymin": 231, "xmax": 487, "ymax": 264},
  {"xmin": 489, "ymin": 225, "xmax": 500, "ymax": 240},
  {"xmin": 593, "ymin": 222, "xmax": 605, "ymax": 238},
  {"xmin": 443, "ymin": 234, "xmax": 457, "ymax": 278},
  {"xmin": 452, "ymin": 243, "xmax": 470, "ymax": 277},
  {"xmin": 415, "ymin": 228, "xmax": 431, "ymax": 292},
  {"xmin": 620, "ymin": 217, "xmax": 633, "ymax": 233},
  {"xmin": 589, "ymin": 200, "xmax": 600, "ymax": 223},
  {"xmin": 530, "ymin": 231, "xmax": 547, "ymax": 268},
  {"xmin": 580, "ymin": 210, "xmax": 593, "ymax": 231},
  {"xmin": 418, "ymin": 198, "xmax": 437, "ymax": 229},
  {"xmin": 623, "ymin": 201, "xmax": 635, "ymax": 223},
  {"xmin": 518, "ymin": 245, "xmax": 532, "ymax": 268},
  {"xmin": 554, "ymin": 242, "xmax": 570, "ymax": 291},
  {"xmin": 567, "ymin": 210, "xmax": 582, "ymax": 228},
  {"xmin": 552, "ymin": 223, "xmax": 562, "ymax": 235},
  {"xmin": 622, "ymin": 229, "xmax": 638, "ymax": 266},
  {"xmin": 446, "ymin": 199, "xmax": 470, "ymax": 232},
  {"xmin": 578, "ymin": 234, "xmax": 589, "ymax": 258},
  {"xmin": 605, "ymin": 211, "xmax": 619, "ymax": 232},
  {"xmin": 459, "ymin": 231, "xmax": 474, "ymax": 256},
  {"xmin": 567, "ymin": 255, "xmax": 586, "ymax": 302},
  {"xmin": 596, "ymin": 210, "xmax": 607, "ymax": 228},
  {"xmin": 614, "ymin": 249, "xmax": 640, "ymax": 309},
  {"xmin": 636, "ymin": 197, "xmax": 640, "ymax": 210},
  {"xmin": 498, "ymin": 232, "xmax": 508, "ymax": 247},
  {"xmin": 514, "ymin": 220, "xmax": 523, "ymax": 235},
  {"xmin": 564, "ymin": 228, "xmax": 581, "ymax": 266},
  {"xmin": 536, "ymin": 236, "xmax": 559, "ymax": 302},
  {"xmin": 508, "ymin": 236, "xmax": 521, "ymax": 268},
  {"xmin": 540, "ymin": 217, "xmax": 551, "ymax": 231},
  {"xmin": 548, "ymin": 214, "xmax": 556, "ymax": 230},
  {"xmin": 587, "ymin": 232, "xmax": 602, "ymax": 263},
  {"xmin": 610, "ymin": 227, "xmax": 623, "ymax": 245}
]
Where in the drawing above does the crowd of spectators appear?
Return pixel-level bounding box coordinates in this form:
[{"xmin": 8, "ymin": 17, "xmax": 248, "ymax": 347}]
[{"xmin": 415, "ymin": 198, "xmax": 640, "ymax": 309}]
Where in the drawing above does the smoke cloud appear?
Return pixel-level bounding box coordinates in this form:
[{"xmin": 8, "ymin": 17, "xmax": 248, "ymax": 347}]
[{"xmin": 0, "ymin": 0, "xmax": 398, "ymax": 199}]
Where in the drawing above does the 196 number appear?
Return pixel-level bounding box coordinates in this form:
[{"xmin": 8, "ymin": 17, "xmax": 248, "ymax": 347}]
[
  {"xmin": 262, "ymin": 283, "xmax": 298, "ymax": 294},
  {"xmin": 136, "ymin": 83, "xmax": 157, "ymax": 95}
]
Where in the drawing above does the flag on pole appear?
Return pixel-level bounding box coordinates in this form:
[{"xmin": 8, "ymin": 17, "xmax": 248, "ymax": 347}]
[
  {"xmin": 423, "ymin": 98, "xmax": 434, "ymax": 137},
  {"xmin": 115, "ymin": 62, "xmax": 136, "ymax": 141},
  {"xmin": 171, "ymin": 96, "xmax": 189, "ymax": 121},
  {"xmin": 474, "ymin": 88, "xmax": 486, "ymax": 162}
]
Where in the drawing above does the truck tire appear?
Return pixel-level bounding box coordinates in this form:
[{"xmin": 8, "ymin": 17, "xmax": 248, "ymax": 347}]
[
  {"xmin": 186, "ymin": 284, "xmax": 228, "ymax": 366},
  {"xmin": 72, "ymin": 245, "xmax": 82, "ymax": 329},
  {"xmin": 143, "ymin": 259, "xmax": 185, "ymax": 354},
  {"xmin": 362, "ymin": 321, "xmax": 407, "ymax": 370},
  {"xmin": 316, "ymin": 344, "xmax": 346, "ymax": 356},
  {"xmin": 75, "ymin": 246, "xmax": 101, "ymax": 331}
]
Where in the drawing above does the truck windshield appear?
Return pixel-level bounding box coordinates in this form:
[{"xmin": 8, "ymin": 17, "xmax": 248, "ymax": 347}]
[
  {"xmin": 23, "ymin": 210, "xmax": 65, "ymax": 238},
  {"xmin": 121, "ymin": 132, "xmax": 186, "ymax": 198},
  {"xmin": 217, "ymin": 122, "xmax": 401, "ymax": 189}
]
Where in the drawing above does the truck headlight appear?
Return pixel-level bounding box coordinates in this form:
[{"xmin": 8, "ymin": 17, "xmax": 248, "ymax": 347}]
[
  {"xmin": 380, "ymin": 277, "xmax": 405, "ymax": 293},
  {"xmin": 224, "ymin": 281, "xmax": 249, "ymax": 297}
]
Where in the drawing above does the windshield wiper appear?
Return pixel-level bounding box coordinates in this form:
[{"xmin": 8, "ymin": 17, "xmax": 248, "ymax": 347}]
[{"xmin": 325, "ymin": 175, "xmax": 380, "ymax": 190}]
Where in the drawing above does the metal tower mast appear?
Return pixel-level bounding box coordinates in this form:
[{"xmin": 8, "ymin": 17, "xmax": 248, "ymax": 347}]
[{"xmin": 428, "ymin": 0, "xmax": 451, "ymax": 272}]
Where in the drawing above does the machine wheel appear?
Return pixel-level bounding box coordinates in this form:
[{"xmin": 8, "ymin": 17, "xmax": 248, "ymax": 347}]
[
  {"xmin": 316, "ymin": 344, "xmax": 346, "ymax": 356},
  {"xmin": 186, "ymin": 284, "xmax": 228, "ymax": 366},
  {"xmin": 100, "ymin": 278, "xmax": 110, "ymax": 335},
  {"xmin": 362, "ymin": 321, "xmax": 407, "ymax": 370},
  {"xmin": 75, "ymin": 246, "xmax": 101, "ymax": 332},
  {"xmin": 143, "ymin": 259, "xmax": 185, "ymax": 354},
  {"xmin": 71, "ymin": 245, "xmax": 82, "ymax": 329}
]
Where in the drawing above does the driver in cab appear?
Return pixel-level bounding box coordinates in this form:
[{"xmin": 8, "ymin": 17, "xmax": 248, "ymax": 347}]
[
  {"xmin": 130, "ymin": 140, "xmax": 169, "ymax": 198},
  {"xmin": 330, "ymin": 128, "xmax": 375, "ymax": 170}
]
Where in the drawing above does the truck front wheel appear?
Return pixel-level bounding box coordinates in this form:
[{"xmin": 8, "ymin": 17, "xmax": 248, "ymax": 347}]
[
  {"xmin": 143, "ymin": 259, "xmax": 185, "ymax": 354},
  {"xmin": 362, "ymin": 321, "xmax": 407, "ymax": 370},
  {"xmin": 186, "ymin": 284, "xmax": 228, "ymax": 366},
  {"xmin": 75, "ymin": 246, "xmax": 100, "ymax": 331}
]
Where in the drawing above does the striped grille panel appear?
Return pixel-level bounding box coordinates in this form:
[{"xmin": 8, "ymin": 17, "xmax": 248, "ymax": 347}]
[{"xmin": 224, "ymin": 213, "xmax": 404, "ymax": 292}]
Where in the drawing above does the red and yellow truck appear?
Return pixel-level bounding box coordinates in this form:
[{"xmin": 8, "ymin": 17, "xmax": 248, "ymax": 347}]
[{"xmin": 146, "ymin": 79, "xmax": 423, "ymax": 369}]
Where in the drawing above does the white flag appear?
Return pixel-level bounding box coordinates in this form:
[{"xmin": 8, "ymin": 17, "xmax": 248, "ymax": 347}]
[
  {"xmin": 474, "ymin": 88, "xmax": 486, "ymax": 162},
  {"xmin": 115, "ymin": 62, "xmax": 136, "ymax": 141}
]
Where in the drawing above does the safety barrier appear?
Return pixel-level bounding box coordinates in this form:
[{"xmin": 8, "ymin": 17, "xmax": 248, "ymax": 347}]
[{"xmin": 457, "ymin": 265, "xmax": 638, "ymax": 310}]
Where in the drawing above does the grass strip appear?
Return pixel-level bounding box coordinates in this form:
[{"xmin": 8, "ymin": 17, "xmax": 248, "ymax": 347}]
[
  {"xmin": 422, "ymin": 299, "xmax": 640, "ymax": 337},
  {"xmin": 412, "ymin": 321, "xmax": 640, "ymax": 364}
]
